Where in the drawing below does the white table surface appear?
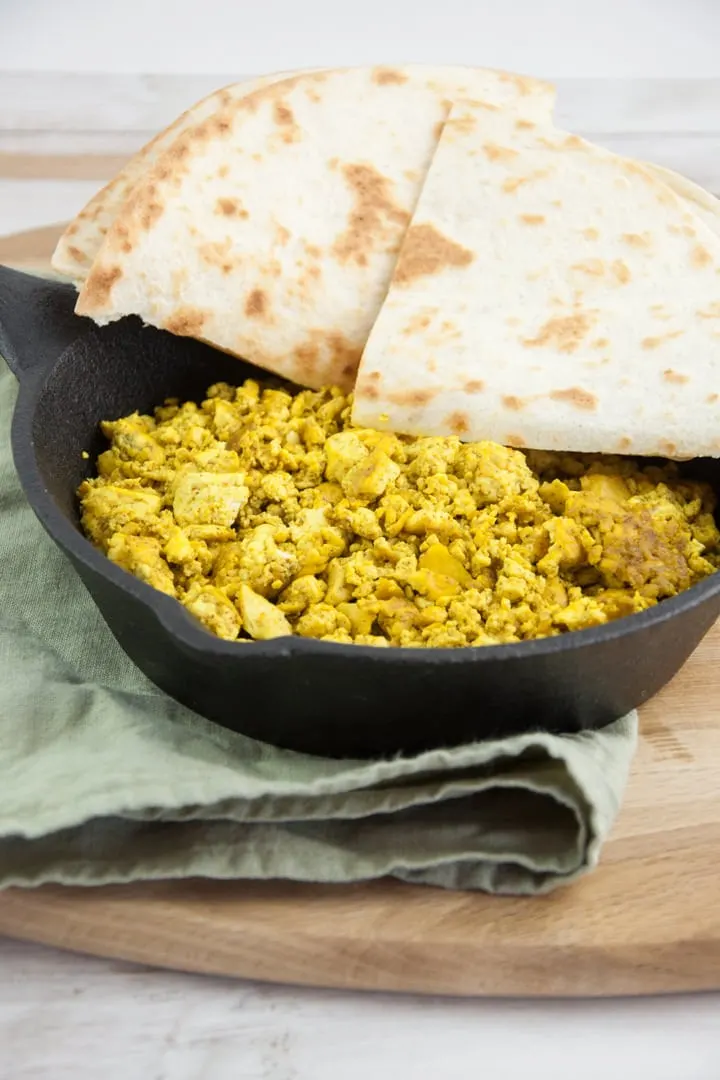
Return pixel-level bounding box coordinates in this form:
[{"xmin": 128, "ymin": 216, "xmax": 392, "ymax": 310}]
[{"xmin": 3, "ymin": 5, "xmax": 720, "ymax": 1075}]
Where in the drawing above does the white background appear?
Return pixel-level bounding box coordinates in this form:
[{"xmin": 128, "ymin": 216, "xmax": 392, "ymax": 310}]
[
  {"xmin": 1, "ymin": 0, "xmax": 719, "ymax": 77},
  {"xmin": 2, "ymin": 2, "xmax": 720, "ymax": 1078}
]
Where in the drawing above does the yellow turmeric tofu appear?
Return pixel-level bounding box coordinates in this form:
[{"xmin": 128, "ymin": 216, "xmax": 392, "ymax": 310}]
[{"xmin": 79, "ymin": 378, "xmax": 720, "ymax": 647}]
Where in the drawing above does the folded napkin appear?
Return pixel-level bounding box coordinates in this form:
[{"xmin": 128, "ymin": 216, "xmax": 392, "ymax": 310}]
[{"xmin": 0, "ymin": 356, "xmax": 637, "ymax": 894}]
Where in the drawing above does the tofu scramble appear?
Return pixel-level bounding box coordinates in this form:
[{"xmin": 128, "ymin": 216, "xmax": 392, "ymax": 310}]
[{"xmin": 78, "ymin": 379, "xmax": 720, "ymax": 648}]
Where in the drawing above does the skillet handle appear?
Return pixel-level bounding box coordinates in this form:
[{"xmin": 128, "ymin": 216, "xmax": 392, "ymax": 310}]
[{"xmin": 0, "ymin": 265, "xmax": 91, "ymax": 382}]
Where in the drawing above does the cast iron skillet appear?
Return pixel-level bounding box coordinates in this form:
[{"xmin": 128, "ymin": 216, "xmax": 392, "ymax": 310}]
[{"xmin": 2, "ymin": 265, "xmax": 720, "ymax": 758}]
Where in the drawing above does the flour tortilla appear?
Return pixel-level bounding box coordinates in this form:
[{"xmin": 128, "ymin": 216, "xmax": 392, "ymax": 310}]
[
  {"xmin": 75, "ymin": 66, "xmax": 556, "ymax": 389},
  {"xmin": 642, "ymin": 162, "xmax": 720, "ymax": 237},
  {"xmin": 51, "ymin": 72, "xmax": 301, "ymax": 284},
  {"xmin": 353, "ymin": 100, "xmax": 720, "ymax": 458}
]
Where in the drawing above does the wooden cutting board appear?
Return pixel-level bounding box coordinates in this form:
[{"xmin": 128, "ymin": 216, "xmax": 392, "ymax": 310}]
[{"xmin": 1, "ymin": 227, "xmax": 719, "ymax": 998}]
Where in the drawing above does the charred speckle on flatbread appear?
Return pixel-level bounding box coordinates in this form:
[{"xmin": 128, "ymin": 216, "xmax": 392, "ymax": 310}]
[
  {"xmin": 272, "ymin": 99, "xmax": 302, "ymax": 143},
  {"xmin": 550, "ymin": 387, "xmax": 598, "ymax": 411},
  {"xmin": 707, "ymin": 393, "xmax": 719, "ymax": 403},
  {"xmin": 523, "ymin": 312, "xmax": 596, "ymax": 353},
  {"xmin": 445, "ymin": 411, "xmax": 470, "ymax": 435},
  {"xmin": 659, "ymin": 439, "xmax": 679, "ymax": 458},
  {"xmin": 387, "ymin": 387, "xmax": 439, "ymax": 407},
  {"xmin": 292, "ymin": 331, "xmax": 361, "ymax": 388},
  {"xmin": 199, "ymin": 239, "xmax": 235, "ymax": 274},
  {"xmin": 692, "ymin": 244, "xmax": 713, "ymax": 269},
  {"xmin": 464, "ymin": 379, "xmax": 485, "ymax": 394},
  {"xmin": 663, "ymin": 369, "xmax": 690, "ymax": 384},
  {"xmin": 515, "ymin": 119, "xmax": 535, "ymax": 130},
  {"xmin": 449, "ymin": 115, "xmax": 477, "ymax": 136},
  {"xmin": 572, "ymin": 259, "xmax": 605, "ymax": 277},
  {"xmin": 372, "ymin": 67, "xmax": 408, "ymax": 85},
  {"xmin": 502, "ymin": 395, "xmax": 526, "ymax": 411},
  {"xmin": 642, "ymin": 331, "xmax": 685, "ymax": 349},
  {"xmin": 505, "ymin": 433, "xmax": 527, "ymax": 447},
  {"xmin": 519, "ymin": 214, "xmax": 545, "ymax": 226},
  {"xmin": 215, "ymin": 196, "xmax": 248, "ymax": 218},
  {"xmin": 483, "ymin": 143, "xmax": 519, "ymax": 163},
  {"xmin": 502, "ymin": 169, "xmax": 549, "ymax": 194},
  {"xmin": 275, "ymin": 223, "xmax": 291, "ymax": 245},
  {"xmin": 79, "ymin": 264, "xmax": 122, "ymax": 310},
  {"xmin": 332, "ymin": 163, "xmax": 409, "ymax": 268},
  {"xmin": 402, "ymin": 311, "xmax": 436, "ymax": 335},
  {"xmin": 164, "ymin": 306, "xmax": 206, "ymax": 337},
  {"xmin": 245, "ymin": 289, "xmax": 269, "ymax": 319},
  {"xmin": 67, "ymin": 245, "xmax": 89, "ymax": 265},
  {"xmin": 617, "ymin": 437, "xmax": 633, "ymax": 451},
  {"xmin": 393, "ymin": 224, "xmax": 473, "ymax": 286},
  {"xmin": 612, "ymin": 259, "xmax": 632, "ymax": 284},
  {"xmin": 622, "ymin": 232, "xmax": 651, "ymax": 249}
]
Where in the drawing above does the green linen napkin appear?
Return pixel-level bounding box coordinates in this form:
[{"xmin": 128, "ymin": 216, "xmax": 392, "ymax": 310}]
[{"xmin": 0, "ymin": 355, "xmax": 637, "ymax": 894}]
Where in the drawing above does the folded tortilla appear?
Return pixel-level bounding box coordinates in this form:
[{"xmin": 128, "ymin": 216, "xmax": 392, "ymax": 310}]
[
  {"xmin": 51, "ymin": 72, "xmax": 300, "ymax": 284},
  {"xmin": 75, "ymin": 66, "xmax": 556, "ymax": 389},
  {"xmin": 353, "ymin": 100, "xmax": 720, "ymax": 458}
]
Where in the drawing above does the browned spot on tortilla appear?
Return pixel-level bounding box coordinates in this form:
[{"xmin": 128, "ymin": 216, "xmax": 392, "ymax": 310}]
[
  {"xmin": 611, "ymin": 259, "xmax": 631, "ymax": 284},
  {"xmin": 404, "ymin": 169, "xmax": 420, "ymax": 183},
  {"xmin": 592, "ymin": 337, "xmax": 610, "ymax": 350},
  {"xmin": 698, "ymin": 302, "xmax": 720, "ymax": 319},
  {"xmin": 582, "ymin": 227, "xmax": 599, "ymax": 241},
  {"xmin": 502, "ymin": 395, "xmax": 526, "ymax": 411},
  {"xmin": 273, "ymin": 100, "xmax": 295, "ymax": 125},
  {"xmin": 426, "ymin": 358, "xmax": 437, "ymax": 373},
  {"xmin": 216, "ymin": 196, "xmax": 248, "ymax": 218},
  {"xmin": 505, "ymin": 433, "xmax": 527, "ymax": 448},
  {"xmin": 402, "ymin": 312, "xmax": 434, "ymax": 336},
  {"xmin": 164, "ymin": 306, "xmax": 206, "ymax": 337},
  {"xmin": 550, "ymin": 387, "xmax": 597, "ymax": 411},
  {"xmin": 446, "ymin": 411, "xmax": 469, "ymax": 435},
  {"xmin": 449, "ymin": 115, "xmax": 477, "ymax": 135},
  {"xmin": 304, "ymin": 242, "xmax": 321, "ymax": 259},
  {"xmin": 483, "ymin": 143, "xmax": 519, "ymax": 163},
  {"xmin": 691, "ymin": 244, "xmax": 712, "ymax": 269},
  {"xmin": 622, "ymin": 232, "xmax": 651, "ymax": 249},
  {"xmin": 617, "ymin": 436, "xmax": 633, "ymax": 452},
  {"xmin": 497, "ymin": 71, "xmax": 542, "ymax": 96},
  {"xmin": 275, "ymin": 222, "xmax": 291, "ymax": 245},
  {"xmin": 252, "ymin": 153, "xmax": 263, "ymax": 162},
  {"xmin": 199, "ymin": 239, "xmax": 234, "ymax": 274},
  {"xmin": 79, "ymin": 264, "xmax": 122, "ymax": 310},
  {"xmin": 66, "ymin": 222, "xmax": 79, "ymax": 236},
  {"xmin": 464, "ymin": 97, "xmax": 500, "ymax": 112},
  {"xmin": 387, "ymin": 387, "xmax": 439, "ymax": 407},
  {"xmin": 272, "ymin": 99, "xmax": 301, "ymax": 143},
  {"xmin": 524, "ymin": 312, "xmax": 595, "ymax": 354},
  {"xmin": 244, "ymin": 289, "xmax": 268, "ymax": 319},
  {"xmin": 433, "ymin": 119, "xmax": 445, "ymax": 141},
  {"xmin": 499, "ymin": 169, "xmax": 549, "ymax": 195},
  {"xmin": 464, "ymin": 379, "xmax": 484, "ymax": 394},
  {"xmin": 663, "ymin": 369, "xmax": 689, "ymax": 384},
  {"xmin": 642, "ymin": 331, "xmax": 684, "ymax": 349},
  {"xmin": 67, "ymin": 245, "xmax": 88, "ymax": 265},
  {"xmin": 372, "ymin": 67, "xmax": 408, "ymax": 85},
  {"xmin": 515, "ymin": 119, "xmax": 535, "ymax": 130},
  {"xmin": 292, "ymin": 330, "xmax": 361, "ymax": 388},
  {"xmin": 564, "ymin": 135, "xmax": 584, "ymax": 149},
  {"xmin": 331, "ymin": 163, "xmax": 409, "ymax": 268},
  {"xmin": 306, "ymin": 87, "xmax": 321, "ymax": 104},
  {"xmin": 707, "ymin": 393, "xmax": 719, "ymax": 403},
  {"xmin": 572, "ymin": 259, "xmax": 604, "ymax": 276},
  {"xmin": 519, "ymin": 214, "xmax": 545, "ymax": 226},
  {"xmin": 659, "ymin": 440, "xmax": 679, "ymax": 458},
  {"xmin": 393, "ymin": 224, "xmax": 473, "ymax": 286}
]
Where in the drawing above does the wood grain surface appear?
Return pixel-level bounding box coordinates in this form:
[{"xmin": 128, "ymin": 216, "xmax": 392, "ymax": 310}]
[{"xmin": 0, "ymin": 226, "xmax": 719, "ymax": 999}]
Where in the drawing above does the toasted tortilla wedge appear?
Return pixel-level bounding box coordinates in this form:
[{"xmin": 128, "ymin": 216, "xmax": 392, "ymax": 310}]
[
  {"xmin": 51, "ymin": 72, "xmax": 301, "ymax": 284},
  {"xmin": 353, "ymin": 100, "xmax": 720, "ymax": 458},
  {"xmin": 75, "ymin": 66, "xmax": 556, "ymax": 389}
]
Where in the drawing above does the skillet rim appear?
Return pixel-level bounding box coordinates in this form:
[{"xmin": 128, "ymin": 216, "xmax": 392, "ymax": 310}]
[{"xmin": 9, "ymin": 332, "xmax": 720, "ymax": 669}]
